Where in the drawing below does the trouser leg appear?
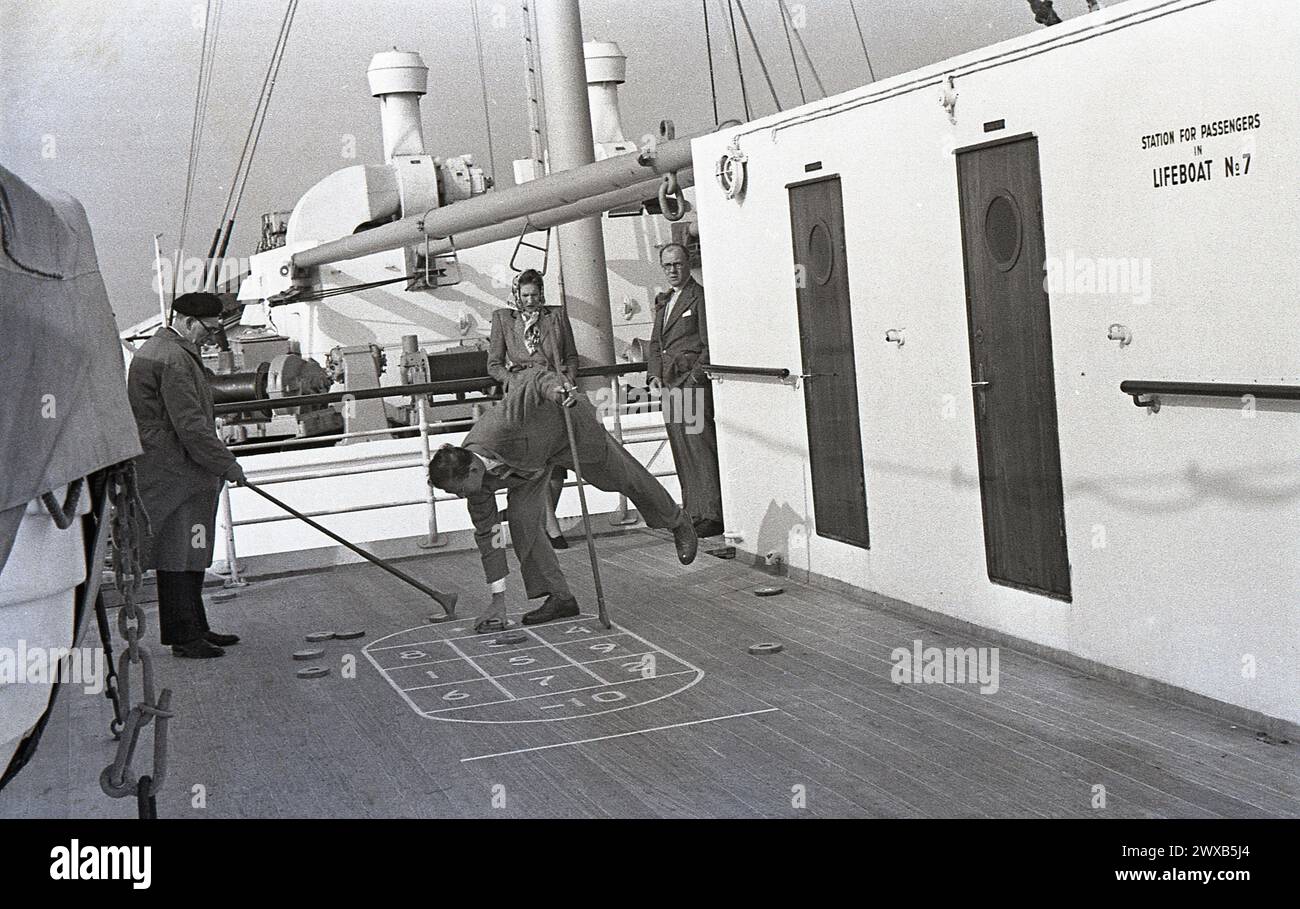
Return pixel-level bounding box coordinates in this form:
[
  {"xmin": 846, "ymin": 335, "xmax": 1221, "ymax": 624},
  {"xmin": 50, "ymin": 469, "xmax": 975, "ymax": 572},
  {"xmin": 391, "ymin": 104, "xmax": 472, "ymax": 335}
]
[
  {"xmin": 506, "ymin": 474, "xmax": 572, "ymax": 600},
  {"xmin": 156, "ymin": 570, "xmax": 205, "ymax": 645},
  {"xmin": 664, "ymin": 417, "xmax": 692, "ymax": 516},
  {"xmin": 581, "ymin": 437, "xmax": 683, "ymax": 530},
  {"xmin": 187, "ymin": 571, "xmax": 211, "ymax": 634},
  {"xmin": 664, "ymin": 384, "xmax": 723, "ymax": 523},
  {"xmin": 545, "ymin": 466, "xmax": 565, "ymax": 535}
]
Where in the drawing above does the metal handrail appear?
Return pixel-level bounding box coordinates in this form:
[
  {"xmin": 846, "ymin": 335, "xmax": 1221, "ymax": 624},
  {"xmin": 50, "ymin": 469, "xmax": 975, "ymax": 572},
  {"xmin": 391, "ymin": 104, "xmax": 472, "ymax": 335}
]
[
  {"xmin": 249, "ymin": 459, "xmax": 425, "ymax": 486},
  {"xmin": 219, "ymin": 362, "xmax": 668, "ymax": 576},
  {"xmin": 1121, "ymin": 380, "xmax": 1300, "ymax": 410},
  {"xmin": 214, "ymin": 363, "xmax": 649, "ymax": 416},
  {"xmin": 213, "ymin": 379, "xmax": 500, "ymax": 415},
  {"xmin": 230, "ymin": 424, "xmax": 426, "ymax": 452},
  {"xmin": 704, "ymin": 364, "xmax": 791, "ymax": 379},
  {"xmin": 578, "ymin": 362, "xmax": 646, "ymax": 378}
]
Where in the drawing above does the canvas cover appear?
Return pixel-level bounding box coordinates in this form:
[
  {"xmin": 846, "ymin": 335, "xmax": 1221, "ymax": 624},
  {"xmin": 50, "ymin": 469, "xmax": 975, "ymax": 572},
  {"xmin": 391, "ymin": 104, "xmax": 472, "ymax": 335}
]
[{"xmin": 0, "ymin": 165, "xmax": 142, "ymax": 574}]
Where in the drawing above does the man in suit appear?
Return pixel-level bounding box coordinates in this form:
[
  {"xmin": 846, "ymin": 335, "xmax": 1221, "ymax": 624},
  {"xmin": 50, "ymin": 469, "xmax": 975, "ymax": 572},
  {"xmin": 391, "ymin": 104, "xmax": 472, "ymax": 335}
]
[
  {"xmin": 486, "ymin": 268, "xmax": 577, "ymax": 548},
  {"xmin": 646, "ymin": 243, "xmax": 724, "ymax": 538},
  {"xmin": 429, "ymin": 369, "xmax": 698, "ymax": 632},
  {"xmin": 127, "ymin": 292, "xmax": 244, "ymax": 658}
]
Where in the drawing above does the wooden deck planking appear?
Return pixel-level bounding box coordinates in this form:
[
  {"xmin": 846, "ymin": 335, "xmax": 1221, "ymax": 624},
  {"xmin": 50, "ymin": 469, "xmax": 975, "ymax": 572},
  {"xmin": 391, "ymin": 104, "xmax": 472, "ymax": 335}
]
[
  {"xmin": 591, "ymin": 534, "xmax": 1294, "ymax": 817},
  {"xmin": 2, "ymin": 528, "xmax": 1295, "ymax": 819},
  {"xmin": 767, "ymin": 578, "xmax": 1300, "ymax": 794},
  {"xmin": 720, "ymin": 580, "xmax": 1295, "ymax": 816},
  {"xmin": 621, "ymin": 584, "xmax": 1096, "ymax": 817}
]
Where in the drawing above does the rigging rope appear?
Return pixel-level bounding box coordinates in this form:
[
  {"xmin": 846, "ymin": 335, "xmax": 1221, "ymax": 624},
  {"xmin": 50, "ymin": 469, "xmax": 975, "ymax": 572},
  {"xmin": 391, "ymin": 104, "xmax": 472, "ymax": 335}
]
[
  {"xmin": 217, "ymin": 0, "xmax": 298, "ymax": 245},
  {"xmin": 469, "ymin": 0, "xmax": 498, "ymax": 184},
  {"xmin": 700, "ymin": 0, "xmax": 721, "ymax": 125},
  {"xmin": 847, "ymin": 0, "xmax": 877, "ymax": 83},
  {"xmin": 725, "ymin": 0, "xmax": 752, "ymax": 120},
  {"xmin": 779, "ymin": 0, "xmax": 827, "ymax": 97},
  {"xmin": 778, "ymin": 0, "xmax": 807, "ymax": 105},
  {"xmin": 177, "ymin": 0, "xmax": 221, "ymax": 293},
  {"xmin": 733, "ymin": 0, "xmax": 782, "ymax": 112}
]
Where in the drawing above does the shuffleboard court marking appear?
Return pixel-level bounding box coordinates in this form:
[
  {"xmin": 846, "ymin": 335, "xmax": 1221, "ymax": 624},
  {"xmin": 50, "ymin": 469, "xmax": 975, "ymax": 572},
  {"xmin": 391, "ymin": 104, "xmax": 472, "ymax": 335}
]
[
  {"xmin": 422, "ymin": 669, "xmax": 699, "ymax": 713},
  {"xmin": 399, "ymin": 648, "xmax": 679, "ymax": 692},
  {"xmin": 363, "ymin": 612, "xmax": 708, "ymax": 724},
  {"xmin": 525, "ymin": 624, "xmax": 610, "ymax": 686},
  {"xmin": 444, "ymin": 637, "xmax": 516, "ymax": 701},
  {"xmin": 459, "ymin": 708, "xmax": 782, "ymax": 762},
  {"xmin": 366, "ymin": 627, "xmax": 625, "ymax": 653}
]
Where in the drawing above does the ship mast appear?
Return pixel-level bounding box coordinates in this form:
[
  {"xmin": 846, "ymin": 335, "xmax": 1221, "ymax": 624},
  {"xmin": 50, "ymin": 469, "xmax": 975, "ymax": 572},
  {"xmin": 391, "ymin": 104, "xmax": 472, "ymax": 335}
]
[{"xmin": 532, "ymin": 0, "xmax": 617, "ymax": 387}]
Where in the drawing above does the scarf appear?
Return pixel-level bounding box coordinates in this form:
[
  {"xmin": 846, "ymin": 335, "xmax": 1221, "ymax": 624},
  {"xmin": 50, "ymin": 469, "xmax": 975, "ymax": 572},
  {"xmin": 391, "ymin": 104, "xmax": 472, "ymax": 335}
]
[{"xmin": 521, "ymin": 309, "xmax": 542, "ymax": 355}]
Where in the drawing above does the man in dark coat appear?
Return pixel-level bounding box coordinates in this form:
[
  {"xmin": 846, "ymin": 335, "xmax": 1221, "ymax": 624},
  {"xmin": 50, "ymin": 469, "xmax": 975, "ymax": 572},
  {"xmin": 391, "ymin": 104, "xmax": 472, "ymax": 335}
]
[
  {"xmin": 428, "ymin": 369, "xmax": 697, "ymax": 632},
  {"xmin": 127, "ymin": 292, "xmax": 244, "ymax": 658},
  {"xmin": 646, "ymin": 243, "xmax": 724, "ymax": 538}
]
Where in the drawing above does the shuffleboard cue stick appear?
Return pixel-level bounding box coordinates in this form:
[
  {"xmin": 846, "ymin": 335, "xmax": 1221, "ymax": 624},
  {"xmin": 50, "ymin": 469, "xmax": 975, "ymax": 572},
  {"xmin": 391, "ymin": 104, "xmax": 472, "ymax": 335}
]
[
  {"xmin": 241, "ymin": 481, "xmax": 458, "ymax": 618},
  {"xmin": 559, "ymin": 395, "xmax": 612, "ymax": 630}
]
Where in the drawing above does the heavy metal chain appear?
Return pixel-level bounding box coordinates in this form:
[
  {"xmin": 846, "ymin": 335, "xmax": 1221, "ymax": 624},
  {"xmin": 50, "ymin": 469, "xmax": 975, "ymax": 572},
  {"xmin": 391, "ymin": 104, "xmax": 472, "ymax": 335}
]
[{"xmin": 99, "ymin": 463, "xmax": 173, "ymax": 817}]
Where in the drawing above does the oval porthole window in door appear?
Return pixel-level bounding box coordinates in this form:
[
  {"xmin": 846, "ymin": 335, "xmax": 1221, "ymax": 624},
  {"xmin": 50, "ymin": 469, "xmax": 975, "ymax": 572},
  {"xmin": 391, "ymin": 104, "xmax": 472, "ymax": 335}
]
[
  {"xmin": 807, "ymin": 220, "xmax": 834, "ymax": 285},
  {"xmin": 984, "ymin": 193, "xmax": 1022, "ymax": 271}
]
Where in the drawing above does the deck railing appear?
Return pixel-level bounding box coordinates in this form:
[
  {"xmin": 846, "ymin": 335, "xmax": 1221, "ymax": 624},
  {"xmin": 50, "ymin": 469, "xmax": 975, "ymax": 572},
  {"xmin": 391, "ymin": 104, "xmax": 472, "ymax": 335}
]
[
  {"xmin": 217, "ymin": 362, "xmax": 673, "ymax": 584},
  {"xmin": 1121, "ymin": 380, "xmax": 1300, "ymax": 411}
]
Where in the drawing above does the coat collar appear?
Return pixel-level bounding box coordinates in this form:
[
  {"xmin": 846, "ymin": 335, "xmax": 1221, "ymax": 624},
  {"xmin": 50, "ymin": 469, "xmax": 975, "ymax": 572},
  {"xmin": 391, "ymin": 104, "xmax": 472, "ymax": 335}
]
[{"xmin": 158, "ymin": 325, "xmax": 203, "ymax": 362}]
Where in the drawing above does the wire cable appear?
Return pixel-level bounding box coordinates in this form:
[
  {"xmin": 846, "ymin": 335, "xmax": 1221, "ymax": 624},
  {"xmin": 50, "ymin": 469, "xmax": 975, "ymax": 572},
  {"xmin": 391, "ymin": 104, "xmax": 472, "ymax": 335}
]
[
  {"xmin": 178, "ymin": 0, "xmax": 220, "ymax": 285},
  {"xmin": 847, "ymin": 0, "xmax": 877, "ymax": 82},
  {"xmin": 470, "ymin": 0, "xmax": 498, "ymax": 184},
  {"xmin": 733, "ymin": 0, "xmax": 782, "ymax": 112},
  {"xmin": 219, "ymin": 0, "xmax": 297, "ymax": 230},
  {"xmin": 701, "ymin": 0, "xmax": 721, "ymax": 125},
  {"xmin": 726, "ymin": 0, "xmax": 752, "ymax": 120},
  {"xmin": 780, "ymin": 0, "xmax": 826, "ymax": 97},
  {"xmin": 778, "ymin": 0, "xmax": 806, "ymax": 105}
]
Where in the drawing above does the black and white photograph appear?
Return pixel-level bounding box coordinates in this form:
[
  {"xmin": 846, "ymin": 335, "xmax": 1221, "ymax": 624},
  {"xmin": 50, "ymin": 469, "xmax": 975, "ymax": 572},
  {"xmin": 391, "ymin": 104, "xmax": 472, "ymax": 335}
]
[{"xmin": 0, "ymin": 0, "xmax": 1294, "ymax": 886}]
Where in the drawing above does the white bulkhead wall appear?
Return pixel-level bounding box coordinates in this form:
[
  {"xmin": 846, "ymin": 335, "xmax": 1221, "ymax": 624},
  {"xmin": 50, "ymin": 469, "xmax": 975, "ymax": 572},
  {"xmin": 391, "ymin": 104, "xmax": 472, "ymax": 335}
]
[{"xmin": 693, "ymin": 0, "xmax": 1299, "ymax": 725}]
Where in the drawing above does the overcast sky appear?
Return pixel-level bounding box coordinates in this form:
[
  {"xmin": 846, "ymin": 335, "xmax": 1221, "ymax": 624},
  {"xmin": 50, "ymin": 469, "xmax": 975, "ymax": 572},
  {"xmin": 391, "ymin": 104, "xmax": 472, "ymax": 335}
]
[{"xmin": 1, "ymin": 0, "xmax": 1051, "ymax": 327}]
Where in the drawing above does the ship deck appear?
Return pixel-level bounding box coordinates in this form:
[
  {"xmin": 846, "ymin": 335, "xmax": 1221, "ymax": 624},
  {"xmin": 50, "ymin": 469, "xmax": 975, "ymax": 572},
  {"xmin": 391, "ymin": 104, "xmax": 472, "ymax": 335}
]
[{"xmin": 3, "ymin": 529, "xmax": 1296, "ymax": 819}]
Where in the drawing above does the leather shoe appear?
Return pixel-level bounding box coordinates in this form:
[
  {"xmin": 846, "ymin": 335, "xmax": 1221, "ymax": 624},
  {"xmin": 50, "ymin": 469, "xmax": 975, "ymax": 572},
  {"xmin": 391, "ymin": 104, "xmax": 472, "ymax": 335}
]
[
  {"xmin": 548, "ymin": 533, "xmax": 570, "ymax": 550},
  {"xmin": 673, "ymin": 516, "xmax": 698, "ymax": 565},
  {"xmin": 205, "ymin": 631, "xmax": 240, "ymax": 646},
  {"xmin": 171, "ymin": 638, "xmax": 225, "ymax": 659},
  {"xmin": 693, "ymin": 518, "xmax": 724, "ymax": 538},
  {"xmin": 522, "ymin": 594, "xmax": 580, "ymax": 626}
]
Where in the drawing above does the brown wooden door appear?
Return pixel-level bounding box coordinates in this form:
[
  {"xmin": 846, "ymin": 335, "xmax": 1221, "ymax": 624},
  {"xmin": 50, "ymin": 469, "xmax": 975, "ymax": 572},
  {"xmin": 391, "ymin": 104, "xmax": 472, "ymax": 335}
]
[
  {"xmin": 789, "ymin": 176, "xmax": 869, "ymax": 549},
  {"xmin": 957, "ymin": 135, "xmax": 1071, "ymax": 599}
]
